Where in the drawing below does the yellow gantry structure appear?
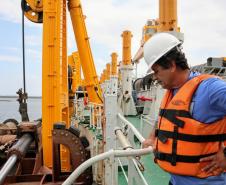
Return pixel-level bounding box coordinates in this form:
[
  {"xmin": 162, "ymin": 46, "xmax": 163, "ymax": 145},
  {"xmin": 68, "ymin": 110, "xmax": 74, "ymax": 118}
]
[
  {"xmin": 142, "ymin": 19, "xmax": 158, "ymax": 43},
  {"xmin": 68, "ymin": 52, "xmax": 82, "ymax": 93},
  {"xmin": 111, "ymin": 52, "xmax": 118, "ymax": 76},
  {"xmin": 68, "ymin": 52, "xmax": 82, "ymax": 117},
  {"xmin": 25, "ymin": 0, "xmax": 104, "ymax": 170},
  {"xmin": 158, "ymin": 0, "xmax": 179, "ymax": 32},
  {"xmin": 133, "ymin": 0, "xmax": 180, "ymax": 62},
  {"xmin": 68, "ymin": 0, "xmax": 103, "ymax": 104},
  {"xmin": 73, "ymin": 52, "xmax": 82, "ymax": 90},
  {"xmin": 42, "ymin": 0, "xmax": 70, "ymax": 170},
  {"xmin": 106, "ymin": 63, "xmax": 111, "ymax": 80},
  {"xmin": 103, "ymin": 69, "xmax": 107, "ymax": 82},
  {"xmin": 122, "ymin": 31, "xmax": 132, "ymax": 65}
]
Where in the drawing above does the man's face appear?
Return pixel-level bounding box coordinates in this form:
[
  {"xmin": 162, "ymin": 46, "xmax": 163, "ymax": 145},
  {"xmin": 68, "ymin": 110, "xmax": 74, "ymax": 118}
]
[{"xmin": 151, "ymin": 62, "xmax": 176, "ymax": 89}]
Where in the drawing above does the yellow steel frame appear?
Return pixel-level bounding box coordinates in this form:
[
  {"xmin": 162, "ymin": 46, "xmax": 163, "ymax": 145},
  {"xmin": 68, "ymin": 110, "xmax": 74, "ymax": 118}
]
[
  {"xmin": 158, "ymin": 0, "xmax": 179, "ymax": 32},
  {"xmin": 68, "ymin": 51, "xmax": 82, "ymax": 93},
  {"xmin": 68, "ymin": 0, "xmax": 103, "ymax": 104},
  {"xmin": 106, "ymin": 63, "xmax": 111, "ymax": 80},
  {"xmin": 73, "ymin": 52, "xmax": 82, "ymax": 91},
  {"xmin": 122, "ymin": 31, "xmax": 132, "ymax": 65},
  {"xmin": 111, "ymin": 53, "xmax": 118, "ymax": 76},
  {"xmin": 103, "ymin": 69, "xmax": 107, "ymax": 82},
  {"xmin": 42, "ymin": 0, "xmax": 69, "ymax": 170}
]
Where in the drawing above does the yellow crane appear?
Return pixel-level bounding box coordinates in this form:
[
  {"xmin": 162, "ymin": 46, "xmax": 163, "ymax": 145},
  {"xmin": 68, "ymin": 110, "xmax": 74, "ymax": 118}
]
[
  {"xmin": 22, "ymin": 0, "xmax": 103, "ymax": 170},
  {"xmin": 133, "ymin": 0, "xmax": 182, "ymax": 63},
  {"xmin": 68, "ymin": 0, "xmax": 103, "ymax": 104}
]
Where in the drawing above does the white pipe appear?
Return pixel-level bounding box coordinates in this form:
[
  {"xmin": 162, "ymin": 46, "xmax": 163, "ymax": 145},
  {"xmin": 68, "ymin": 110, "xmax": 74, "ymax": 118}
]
[
  {"xmin": 62, "ymin": 147, "xmax": 152, "ymax": 185},
  {"xmin": 132, "ymin": 158, "xmax": 149, "ymax": 185},
  {"xmin": 118, "ymin": 158, "xmax": 128, "ymax": 183},
  {"xmin": 117, "ymin": 113, "xmax": 145, "ymax": 143},
  {"xmin": 115, "ymin": 128, "xmax": 132, "ymax": 149}
]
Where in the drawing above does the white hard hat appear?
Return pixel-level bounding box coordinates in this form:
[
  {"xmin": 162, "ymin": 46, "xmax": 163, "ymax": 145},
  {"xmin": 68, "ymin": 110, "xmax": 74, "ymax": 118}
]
[{"xmin": 143, "ymin": 32, "xmax": 181, "ymax": 73}]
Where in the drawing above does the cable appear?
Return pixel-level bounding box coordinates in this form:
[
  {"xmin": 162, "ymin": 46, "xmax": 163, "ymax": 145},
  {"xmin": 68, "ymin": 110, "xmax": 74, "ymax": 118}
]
[
  {"xmin": 17, "ymin": 1, "xmax": 29, "ymax": 122},
  {"xmin": 22, "ymin": 1, "xmax": 26, "ymax": 103}
]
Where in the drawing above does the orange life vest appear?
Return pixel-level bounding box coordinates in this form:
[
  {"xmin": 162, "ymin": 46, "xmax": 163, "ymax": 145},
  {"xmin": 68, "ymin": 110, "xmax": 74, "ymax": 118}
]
[{"xmin": 154, "ymin": 74, "xmax": 226, "ymax": 178}]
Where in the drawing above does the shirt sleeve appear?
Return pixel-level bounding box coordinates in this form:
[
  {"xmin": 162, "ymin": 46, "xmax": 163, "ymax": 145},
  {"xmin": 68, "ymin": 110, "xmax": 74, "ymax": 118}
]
[{"xmin": 207, "ymin": 78, "xmax": 226, "ymax": 114}]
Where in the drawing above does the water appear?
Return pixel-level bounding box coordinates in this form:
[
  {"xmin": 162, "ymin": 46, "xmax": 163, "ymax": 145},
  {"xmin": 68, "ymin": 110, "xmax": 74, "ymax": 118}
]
[{"xmin": 0, "ymin": 97, "xmax": 42, "ymax": 123}]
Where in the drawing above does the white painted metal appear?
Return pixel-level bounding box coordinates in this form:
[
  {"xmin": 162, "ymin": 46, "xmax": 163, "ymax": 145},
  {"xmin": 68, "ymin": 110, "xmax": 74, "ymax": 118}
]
[
  {"xmin": 119, "ymin": 64, "xmax": 137, "ymax": 116},
  {"xmin": 115, "ymin": 128, "xmax": 132, "ymax": 150},
  {"xmin": 104, "ymin": 94, "xmax": 118, "ymax": 185},
  {"xmin": 118, "ymin": 158, "xmax": 129, "ymax": 183},
  {"xmin": 62, "ymin": 148, "xmax": 153, "ymax": 185},
  {"xmin": 117, "ymin": 113, "xmax": 145, "ymax": 143},
  {"xmin": 110, "ymin": 76, "xmax": 118, "ymax": 95},
  {"xmin": 131, "ymin": 158, "xmax": 149, "ymax": 185}
]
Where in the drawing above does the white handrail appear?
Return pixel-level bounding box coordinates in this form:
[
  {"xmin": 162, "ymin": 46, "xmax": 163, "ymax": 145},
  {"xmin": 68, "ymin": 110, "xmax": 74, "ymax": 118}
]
[
  {"xmin": 132, "ymin": 158, "xmax": 149, "ymax": 185},
  {"xmin": 117, "ymin": 113, "xmax": 145, "ymax": 143},
  {"xmin": 62, "ymin": 147, "xmax": 153, "ymax": 185},
  {"xmin": 115, "ymin": 126, "xmax": 150, "ymax": 185},
  {"xmin": 118, "ymin": 158, "xmax": 128, "ymax": 183}
]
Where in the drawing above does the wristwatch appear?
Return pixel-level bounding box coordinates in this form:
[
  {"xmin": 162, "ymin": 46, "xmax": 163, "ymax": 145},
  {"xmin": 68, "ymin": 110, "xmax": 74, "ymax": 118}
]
[{"xmin": 223, "ymin": 147, "xmax": 226, "ymax": 157}]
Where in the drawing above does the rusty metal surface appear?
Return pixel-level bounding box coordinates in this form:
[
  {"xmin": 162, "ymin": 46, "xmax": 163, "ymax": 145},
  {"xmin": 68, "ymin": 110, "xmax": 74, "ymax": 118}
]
[
  {"xmin": 52, "ymin": 127, "xmax": 93, "ymax": 184},
  {"xmin": 17, "ymin": 121, "xmax": 41, "ymax": 135},
  {"xmin": 7, "ymin": 134, "xmax": 33, "ymax": 161},
  {"xmin": 0, "ymin": 135, "xmax": 17, "ymax": 145},
  {"xmin": 1, "ymin": 120, "xmax": 43, "ymax": 185},
  {"xmin": 2, "ymin": 121, "xmax": 93, "ymax": 185}
]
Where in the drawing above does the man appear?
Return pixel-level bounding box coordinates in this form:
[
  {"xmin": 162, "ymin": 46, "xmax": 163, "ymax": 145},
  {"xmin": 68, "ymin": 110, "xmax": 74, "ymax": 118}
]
[{"xmin": 142, "ymin": 33, "xmax": 226, "ymax": 185}]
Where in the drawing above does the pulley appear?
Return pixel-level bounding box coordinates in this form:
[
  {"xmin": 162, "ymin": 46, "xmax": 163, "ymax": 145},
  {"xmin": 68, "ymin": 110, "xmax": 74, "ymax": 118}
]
[{"xmin": 21, "ymin": 0, "xmax": 43, "ymax": 23}]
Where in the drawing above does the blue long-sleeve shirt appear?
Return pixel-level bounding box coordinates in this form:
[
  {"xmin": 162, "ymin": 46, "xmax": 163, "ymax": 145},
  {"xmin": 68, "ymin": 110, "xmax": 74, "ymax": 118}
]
[{"xmin": 170, "ymin": 72, "xmax": 226, "ymax": 185}]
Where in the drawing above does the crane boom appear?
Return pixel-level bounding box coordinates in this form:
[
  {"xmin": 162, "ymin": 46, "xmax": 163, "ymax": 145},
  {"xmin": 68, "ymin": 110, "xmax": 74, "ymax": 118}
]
[{"xmin": 68, "ymin": 0, "xmax": 103, "ymax": 104}]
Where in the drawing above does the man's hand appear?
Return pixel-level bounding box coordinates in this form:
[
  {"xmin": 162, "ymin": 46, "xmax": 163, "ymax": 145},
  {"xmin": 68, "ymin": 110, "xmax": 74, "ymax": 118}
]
[
  {"xmin": 142, "ymin": 129, "xmax": 156, "ymax": 149},
  {"xmin": 200, "ymin": 143, "xmax": 226, "ymax": 175},
  {"xmin": 142, "ymin": 138, "xmax": 155, "ymax": 148}
]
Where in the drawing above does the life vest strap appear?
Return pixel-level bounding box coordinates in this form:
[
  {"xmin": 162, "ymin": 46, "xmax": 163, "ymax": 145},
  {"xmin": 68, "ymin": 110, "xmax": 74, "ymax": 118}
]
[
  {"xmin": 159, "ymin": 109, "xmax": 192, "ymax": 128},
  {"xmin": 171, "ymin": 126, "xmax": 178, "ymax": 166},
  {"xmin": 156, "ymin": 129, "xmax": 226, "ymax": 143},
  {"xmin": 154, "ymin": 151, "xmax": 216, "ymax": 163}
]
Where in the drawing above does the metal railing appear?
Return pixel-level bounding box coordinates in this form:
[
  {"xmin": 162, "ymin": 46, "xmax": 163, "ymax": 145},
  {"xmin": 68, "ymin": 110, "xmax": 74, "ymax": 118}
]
[
  {"xmin": 116, "ymin": 113, "xmax": 152, "ymax": 185},
  {"xmin": 88, "ymin": 102, "xmax": 103, "ymax": 131},
  {"xmin": 63, "ymin": 147, "xmax": 152, "ymax": 185},
  {"xmin": 63, "ymin": 113, "xmax": 153, "ymax": 185}
]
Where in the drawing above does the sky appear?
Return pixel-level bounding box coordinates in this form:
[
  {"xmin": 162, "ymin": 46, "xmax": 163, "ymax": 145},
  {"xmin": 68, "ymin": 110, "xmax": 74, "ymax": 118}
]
[{"xmin": 0, "ymin": 0, "xmax": 226, "ymax": 96}]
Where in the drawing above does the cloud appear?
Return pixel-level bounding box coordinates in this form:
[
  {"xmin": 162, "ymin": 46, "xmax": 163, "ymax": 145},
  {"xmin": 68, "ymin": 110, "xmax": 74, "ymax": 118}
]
[
  {"xmin": 0, "ymin": 47, "xmax": 19, "ymax": 52},
  {"xmin": 0, "ymin": 1, "xmax": 43, "ymax": 28},
  {"xmin": 179, "ymin": 0, "xmax": 226, "ymax": 65},
  {"xmin": 26, "ymin": 74, "xmax": 42, "ymax": 96},
  {"xmin": 0, "ymin": 55, "xmax": 21, "ymax": 63},
  {"xmin": 25, "ymin": 35, "xmax": 42, "ymax": 47},
  {"xmin": 74, "ymin": 0, "xmax": 157, "ymax": 74},
  {"xmin": 73, "ymin": 0, "xmax": 226, "ymax": 74},
  {"xmin": 1, "ymin": 0, "xmax": 226, "ymax": 95},
  {"xmin": 83, "ymin": 0, "xmax": 156, "ymax": 51},
  {"xmin": 0, "ymin": 1, "xmax": 21, "ymax": 23}
]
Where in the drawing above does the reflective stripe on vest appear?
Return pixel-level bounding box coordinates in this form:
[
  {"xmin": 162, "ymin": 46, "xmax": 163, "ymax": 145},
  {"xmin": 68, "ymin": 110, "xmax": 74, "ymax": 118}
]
[{"xmin": 155, "ymin": 74, "xmax": 226, "ymax": 178}]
